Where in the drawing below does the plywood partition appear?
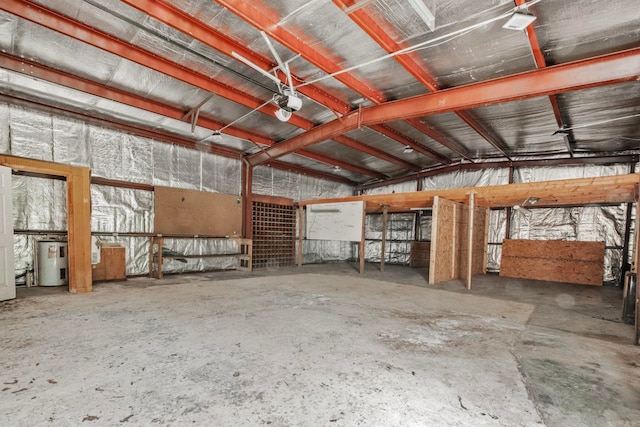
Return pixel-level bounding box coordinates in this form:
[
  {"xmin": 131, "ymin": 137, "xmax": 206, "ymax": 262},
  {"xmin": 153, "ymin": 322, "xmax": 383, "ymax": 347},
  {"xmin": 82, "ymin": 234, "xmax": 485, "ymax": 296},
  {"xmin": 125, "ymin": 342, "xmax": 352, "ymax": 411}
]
[
  {"xmin": 154, "ymin": 186, "xmax": 242, "ymax": 236},
  {"xmin": 429, "ymin": 197, "xmax": 458, "ymax": 284},
  {"xmin": 430, "ymin": 195, "xmax": 489, "ymax": 286},
  {"xmin": 500, "ymin": 239, "xmax": 605, "ymax": 285}
]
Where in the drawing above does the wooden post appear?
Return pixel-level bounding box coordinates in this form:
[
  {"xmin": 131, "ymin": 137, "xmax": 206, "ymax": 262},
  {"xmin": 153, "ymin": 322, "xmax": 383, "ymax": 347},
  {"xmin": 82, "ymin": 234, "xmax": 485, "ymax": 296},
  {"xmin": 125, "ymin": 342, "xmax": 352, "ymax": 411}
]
[
  {"xmin": 634, "ymin": 184, "xmax": 639, "ymax": 274},
  {"xmin": 483, "ymin": 209, "xmax": 490, "ymax": 274},
  {"xmin": 241, "ymin": 161, "xmax": 253, "ymax": 239},
  {"xmin": 381, "ymin": 205, "xmax": 388, "ymax": 272},
  {"xmin": 428, "ymin": 196, "xmax": 439, "ymax": 284},
  {"xmin": 298, "ymin": 205, "xmax": 304, "ymax": 267},
  {"xmin": 467, "ymin": 193, "xmax": 475, "ymax": 290},
  {"xmin": 359, "ymin": 203, "xmax": 366, "ymax": 274}
]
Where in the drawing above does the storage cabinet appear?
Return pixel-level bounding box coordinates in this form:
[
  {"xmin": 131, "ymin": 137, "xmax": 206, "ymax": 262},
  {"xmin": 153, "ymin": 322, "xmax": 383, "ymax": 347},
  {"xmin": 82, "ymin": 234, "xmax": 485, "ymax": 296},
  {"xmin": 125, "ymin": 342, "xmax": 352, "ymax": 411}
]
[{"xmin": 92, "ymin": 246, "xmax": 126, "ymax": 281}]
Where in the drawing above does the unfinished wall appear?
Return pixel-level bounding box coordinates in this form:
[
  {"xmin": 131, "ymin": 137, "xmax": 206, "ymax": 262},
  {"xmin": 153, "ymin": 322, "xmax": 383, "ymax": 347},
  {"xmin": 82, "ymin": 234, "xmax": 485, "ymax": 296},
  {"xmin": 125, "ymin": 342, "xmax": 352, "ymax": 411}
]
[
  {"xmin": 429, "ymin": 197, "xmax": 488, "ymax": 285},
  {"xmin": 422, "ymin": 164, "xmax": 635, "ymax": 284},
  {"xmin": 500, "ymin": 239, "xmax": 606, "ymax": 286},
  {"xmin": 1, "ymin": 103, "xmax": 244, "ymax": 277}
]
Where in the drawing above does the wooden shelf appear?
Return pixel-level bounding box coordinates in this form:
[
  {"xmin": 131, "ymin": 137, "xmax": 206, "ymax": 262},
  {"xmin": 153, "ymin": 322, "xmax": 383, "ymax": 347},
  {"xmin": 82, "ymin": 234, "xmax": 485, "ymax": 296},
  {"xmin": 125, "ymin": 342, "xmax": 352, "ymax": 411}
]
[{"xmin": 149, "ymin": 237, "xmax": 252, "ymax": 279}]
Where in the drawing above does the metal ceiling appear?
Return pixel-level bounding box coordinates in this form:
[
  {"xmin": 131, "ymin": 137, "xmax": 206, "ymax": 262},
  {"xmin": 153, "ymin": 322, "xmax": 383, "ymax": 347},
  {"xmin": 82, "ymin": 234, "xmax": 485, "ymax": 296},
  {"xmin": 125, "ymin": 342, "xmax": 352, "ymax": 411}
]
[{"xmin": 1, "ymin": 0, "xmax": 638, "ymax": 186}]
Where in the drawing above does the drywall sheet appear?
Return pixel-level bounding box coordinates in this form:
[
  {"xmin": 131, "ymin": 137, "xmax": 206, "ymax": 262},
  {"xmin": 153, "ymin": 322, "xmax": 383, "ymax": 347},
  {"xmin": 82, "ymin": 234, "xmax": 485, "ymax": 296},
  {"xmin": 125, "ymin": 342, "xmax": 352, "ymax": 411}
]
[
  {"xmin": 500, "ymin": 239, "xmax": 605, "ymax": 286},
  {"xmin": 154, "ymin": 186, "xmax": 242, "ymax": 237},
  {"xmin": 429, "ymin": 197, "xmax": 458, "ymax": 284},
  {"xmin": 306, "ymin": 201, "xmax": 364, "ymax": 242}
]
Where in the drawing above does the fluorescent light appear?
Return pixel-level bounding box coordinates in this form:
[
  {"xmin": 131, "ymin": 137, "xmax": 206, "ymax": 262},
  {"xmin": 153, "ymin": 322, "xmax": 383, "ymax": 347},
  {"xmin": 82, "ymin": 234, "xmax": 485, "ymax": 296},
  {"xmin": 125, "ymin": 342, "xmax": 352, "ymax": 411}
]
[
  {"xmin": 503, "ymin": 11, "xmax": 536, "ymax": 31},
  {"xmin": 407, "ymin": 0, "xmax": 436, "ymax": 31},
  {"xmin": 403, "ymin": 146, "xmax": 414, "ymax": 154}
]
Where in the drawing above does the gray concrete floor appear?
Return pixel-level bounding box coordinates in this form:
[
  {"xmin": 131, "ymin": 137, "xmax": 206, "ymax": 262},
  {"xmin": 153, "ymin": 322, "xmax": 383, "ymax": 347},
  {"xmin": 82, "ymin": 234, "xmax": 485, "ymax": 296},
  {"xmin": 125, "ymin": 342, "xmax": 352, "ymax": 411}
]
[{"xmin": 1, "ymin": 263, "xmax": 638, "ymax": 426}]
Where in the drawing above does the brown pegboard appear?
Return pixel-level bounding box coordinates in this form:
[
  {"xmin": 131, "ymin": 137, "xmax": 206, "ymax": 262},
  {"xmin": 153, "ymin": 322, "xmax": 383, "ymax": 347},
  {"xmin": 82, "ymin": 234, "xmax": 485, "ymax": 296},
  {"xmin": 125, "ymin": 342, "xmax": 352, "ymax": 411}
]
[{"xmin": 154, "ymin": 186, "xmax": 242, "ymax": 236}]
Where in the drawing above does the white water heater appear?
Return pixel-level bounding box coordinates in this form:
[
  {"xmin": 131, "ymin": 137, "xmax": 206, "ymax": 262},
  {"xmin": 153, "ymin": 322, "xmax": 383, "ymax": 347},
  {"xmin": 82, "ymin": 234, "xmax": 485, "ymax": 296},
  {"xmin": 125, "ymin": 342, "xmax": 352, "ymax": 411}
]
[{"xmin": 38, "ymin": 241, "xmax": 68, "ymax": 287}]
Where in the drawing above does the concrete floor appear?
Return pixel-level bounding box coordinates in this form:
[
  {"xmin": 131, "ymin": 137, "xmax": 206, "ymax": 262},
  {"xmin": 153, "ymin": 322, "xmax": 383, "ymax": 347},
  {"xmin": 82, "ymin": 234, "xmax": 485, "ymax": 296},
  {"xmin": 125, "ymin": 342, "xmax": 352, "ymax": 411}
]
[{"xmin": 1, "ymin": 264, "xmax": 638, "ymax": 426}]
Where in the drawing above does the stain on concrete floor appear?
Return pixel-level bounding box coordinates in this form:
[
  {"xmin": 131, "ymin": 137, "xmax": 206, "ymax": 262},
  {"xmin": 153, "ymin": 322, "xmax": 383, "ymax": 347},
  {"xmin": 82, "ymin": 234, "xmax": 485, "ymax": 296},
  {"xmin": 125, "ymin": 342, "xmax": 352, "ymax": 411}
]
[{"xmin": 1, "ymin": 265, "xmax": 638, "ymax": 426}]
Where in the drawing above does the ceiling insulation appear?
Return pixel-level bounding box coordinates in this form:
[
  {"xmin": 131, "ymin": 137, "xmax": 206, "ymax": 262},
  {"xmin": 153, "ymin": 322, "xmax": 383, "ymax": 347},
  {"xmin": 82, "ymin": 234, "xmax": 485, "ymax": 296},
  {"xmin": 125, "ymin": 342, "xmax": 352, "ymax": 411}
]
[{"xmin": 0, "ymin": 0, "xmax": 638, "ymax": 184}]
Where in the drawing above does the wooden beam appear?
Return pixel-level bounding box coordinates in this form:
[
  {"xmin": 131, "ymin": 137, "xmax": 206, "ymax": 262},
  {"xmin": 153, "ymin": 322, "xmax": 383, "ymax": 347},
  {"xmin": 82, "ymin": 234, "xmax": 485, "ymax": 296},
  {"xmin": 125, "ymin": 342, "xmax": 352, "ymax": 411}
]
[
  {"xmin": 298, "ymin": 205, "xmax": 304, "ymax": 268},
  {"xmin": 359, "ymin": 203, "xmax": 366, "ymax": 275},
  {"xmin": 467, "ymin": 193, "xmax": 475, "ymax": 290},
  {"xmin": 381, "ymin": 205, "xmax": 388, "ymax": 272},
  {"xmin": 300, "ymin": 174, "xmax": 640, "ymax": 212}
]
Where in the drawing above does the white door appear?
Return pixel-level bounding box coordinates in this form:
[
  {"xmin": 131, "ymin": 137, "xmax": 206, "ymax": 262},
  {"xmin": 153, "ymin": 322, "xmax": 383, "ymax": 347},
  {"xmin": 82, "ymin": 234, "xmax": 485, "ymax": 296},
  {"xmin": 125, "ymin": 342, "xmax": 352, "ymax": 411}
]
[{"xmin": 0, "ymin": 166, "xmax": 15, "ymax": 301}]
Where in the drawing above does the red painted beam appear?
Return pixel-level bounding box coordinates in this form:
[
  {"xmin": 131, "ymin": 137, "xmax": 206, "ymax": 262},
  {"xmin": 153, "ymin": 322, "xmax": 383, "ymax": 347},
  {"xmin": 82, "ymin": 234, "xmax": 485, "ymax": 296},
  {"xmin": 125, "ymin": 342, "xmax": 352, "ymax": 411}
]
[
  {"xmin": 7, "ymin": 0, "xmax": 409, "ymax": 174},
  {"xmin": 1, "ymin": 0, "xmax": 314, "ymax": 130},
  {"xmin": 0, "ymin": 52, "xmax": 386, "ymax": 179},
  {"xmin": 214, "ymin": 0, "xmax": 386, "ymax": 104},
  {"xmin": 121, "ymin": 0, "xmax": 422, "ymax": 169},
  {"xmin": 215, "ymin": 0, "xmax": 460, "ymax": 165},
  {"xmin": 515, "ymin": 0, "xmax": 574, "ymax": 156},
  {"xmin": 333, "ymin": 135, "xmax": 422, "ymax": 171},
  {"xmin": 406, "ymin": 119, "xmax": 473, "ymax": 160},
  {"xmin": 369, "ymin": 125, "xmax": 451, "ymax": 164},
  {"xmin": 295, "ymin": 150, "xmax": 387, "ymax": 180},
  {"xmin": 121, "ymin": 0, "xmax": 350, "ymax": 115},
  {"xmin": 263, "ymin": 161, "xmax": 357, "ymax": 186},
  {"xmin": 333, "ymin": 0, "xmax": 509, "ymax": 157},
  {"xmin": 0, "ymin": 53, "xmax": 275, "ymax": 146},
  {"xmin": 247, "ymin": 48, "xmax": 640, "ymax": 165}
]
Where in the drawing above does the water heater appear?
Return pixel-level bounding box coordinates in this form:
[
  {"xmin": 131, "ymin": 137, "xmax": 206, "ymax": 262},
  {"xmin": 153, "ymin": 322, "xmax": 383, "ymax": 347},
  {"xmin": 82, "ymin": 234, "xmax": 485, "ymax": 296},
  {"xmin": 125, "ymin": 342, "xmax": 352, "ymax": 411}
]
[{"xmin": 38, "ymin": 240, "xmax": 68, "ymax": 287}]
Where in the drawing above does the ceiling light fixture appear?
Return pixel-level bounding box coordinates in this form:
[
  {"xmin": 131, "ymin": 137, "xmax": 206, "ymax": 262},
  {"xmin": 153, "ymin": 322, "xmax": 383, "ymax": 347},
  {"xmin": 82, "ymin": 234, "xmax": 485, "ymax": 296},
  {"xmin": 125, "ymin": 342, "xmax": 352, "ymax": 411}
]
[
  {"xmin": 502, "ymin": 10, "xmax": 536, "ymax": 31},
  {"xmin": 407, "ymin": 0, "xmax": 436, "ymax": 32},
  {"xmin": 403, "ymin": 146, "xmax": 414, "ymax": 154},
  {"xmin": 210, "ymin": 130, "xmax": 223, "ymax": 142}
]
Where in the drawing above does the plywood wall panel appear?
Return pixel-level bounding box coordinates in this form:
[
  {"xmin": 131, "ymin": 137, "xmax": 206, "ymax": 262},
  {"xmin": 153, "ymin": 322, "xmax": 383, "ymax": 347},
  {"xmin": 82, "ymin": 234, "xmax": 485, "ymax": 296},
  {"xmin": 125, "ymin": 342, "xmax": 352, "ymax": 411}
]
[
  {"xmin": 500, "ymin": 239, "xmax": 605, "ymax": 286},
  {"xmin": 430, "ymin": 197, "xmax": 458, "ymax": 284},
  {"xmin": 154, "ymin": 186, "xmax": 242, "ymax": 236}
]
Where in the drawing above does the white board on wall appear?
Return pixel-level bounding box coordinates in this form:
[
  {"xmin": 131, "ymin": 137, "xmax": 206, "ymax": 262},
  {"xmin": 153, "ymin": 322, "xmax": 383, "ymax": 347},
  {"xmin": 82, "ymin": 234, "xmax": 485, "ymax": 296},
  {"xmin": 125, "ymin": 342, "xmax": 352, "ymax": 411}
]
[{"xmin": 306, "ymin": 201, "xmax": 364, "ymax": 242}]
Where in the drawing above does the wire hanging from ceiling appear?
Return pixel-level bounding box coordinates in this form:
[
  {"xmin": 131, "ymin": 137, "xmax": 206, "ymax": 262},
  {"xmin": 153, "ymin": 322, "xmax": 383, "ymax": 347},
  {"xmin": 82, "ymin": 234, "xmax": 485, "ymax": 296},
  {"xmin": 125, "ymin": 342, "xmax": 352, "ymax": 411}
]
[
  {"xmin": 298, "ymin": 0, "xmax": 544, "ymax": 88},
  {"xmin": 82, "ymin": 0, "xmax": 279, "ymax": 95}
]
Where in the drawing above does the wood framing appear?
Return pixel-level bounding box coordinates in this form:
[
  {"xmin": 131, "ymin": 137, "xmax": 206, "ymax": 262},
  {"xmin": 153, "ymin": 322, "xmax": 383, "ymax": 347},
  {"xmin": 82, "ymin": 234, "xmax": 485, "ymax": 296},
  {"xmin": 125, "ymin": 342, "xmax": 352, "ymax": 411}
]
[
  {"xmin": 429, "ymin": 197, "xmax": 458, "ymax": 284},
  {"xmin": 359, "ymin": 203, "xmax": 366, "ymax": 274},
  {"xmin": 500, "ymin": 239, "xmax": 605, "ymax": 286},
  {"xmin": 381, "ymin": 205, "xmax": 388, "ymax": 272},
  {"xmin": 300, "ymin": 174, "xmax": 640, "ymax": 213},
  {"xmin": 0, "ymin": 155, "xmax": 92, "ymax": 294}
]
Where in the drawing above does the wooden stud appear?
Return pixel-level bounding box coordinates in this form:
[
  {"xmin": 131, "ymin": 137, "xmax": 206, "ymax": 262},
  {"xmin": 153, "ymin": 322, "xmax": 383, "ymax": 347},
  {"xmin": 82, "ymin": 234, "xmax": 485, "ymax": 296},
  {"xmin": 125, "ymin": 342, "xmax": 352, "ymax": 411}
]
[
  {"xmin": 381, "ymin": 205, "xmax": 388, "ymax": 272},
  {"xmin": 467, "ymin": 193, "xmax": 475, "ymax": 290},
  {"xmin": 298, "ymin": 205, "xmax": 304, "ymax": 267},
  {"xmin": 428, "ymin": 196, "xmax": 439, "ymax": 284},
  {"xmin": 359, "ymin": 203, "xmax": 366, "ymax": 274},
  {"xmin": 483, "ymin": 209, "xmax": 490, "ymax": 274}
]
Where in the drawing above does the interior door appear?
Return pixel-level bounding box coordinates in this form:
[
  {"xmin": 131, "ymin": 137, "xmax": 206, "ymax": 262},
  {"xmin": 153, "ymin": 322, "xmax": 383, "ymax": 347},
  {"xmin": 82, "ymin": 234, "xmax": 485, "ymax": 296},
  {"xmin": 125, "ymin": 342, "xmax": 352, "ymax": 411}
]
[{"xmin": 0, "ymin": 165, "xmax": 15, "ymax": 301}]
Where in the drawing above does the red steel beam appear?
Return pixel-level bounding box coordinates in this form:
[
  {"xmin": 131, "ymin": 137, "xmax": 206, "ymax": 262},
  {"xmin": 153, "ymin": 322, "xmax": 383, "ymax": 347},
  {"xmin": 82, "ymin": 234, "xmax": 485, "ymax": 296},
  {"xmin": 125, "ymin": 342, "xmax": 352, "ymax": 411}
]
[
  {"xmin": 0, "ymin": 92, "xmax": 358, "ymax": 185},
  {"xmin": 1, "ymin": 0, "xmax": 314, "ymax": 130},
  {"xmin": 333, "ymin": 135, "xmax": 422, "ymax": 171},
  {"xmin": 0, "ymin": 53, "xmax": 276, "ymax": 146},
  {"xmin": 214, "ymin": 0, "xmax": 386, "ymax": 104},
  {"xmin": 369, "ymin": 124, "xmax": 450, "ymax": 164},
  {"xmin": 247, "ymin": 47, "xmax": 640, "ymax": 165},
  {"xmin": 7, "ymin": 0, "xmax": 411, "ymax": 175},
  {"xmin": 214, "ymin": 0, "xmax": 457, "ymax": 163},
  {"xmin": 120, "ymin": 0, "xmax": 424, "ymax": 171},
  {"xmin": 332, "ymin": 0, "xmax": 509, "ymax": 157},
  {"xmin": 1, "ymin": 51, "xmax": 389, "ymax": 178},
  {"xmin": 515, "ymin": 0, "xmax": 574, "ymax": 156},
  {"xmin": 121, "ymin": 0, "xmax": 349, "ymax": 115}
]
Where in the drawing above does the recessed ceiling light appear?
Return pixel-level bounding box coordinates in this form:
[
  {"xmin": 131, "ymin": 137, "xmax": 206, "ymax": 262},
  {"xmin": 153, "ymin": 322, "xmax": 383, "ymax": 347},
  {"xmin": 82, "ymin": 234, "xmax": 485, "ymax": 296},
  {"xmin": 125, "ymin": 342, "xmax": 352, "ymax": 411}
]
[{"xmin": 503, "ymin": 10, "xmax": 536, "ymax": 31}]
